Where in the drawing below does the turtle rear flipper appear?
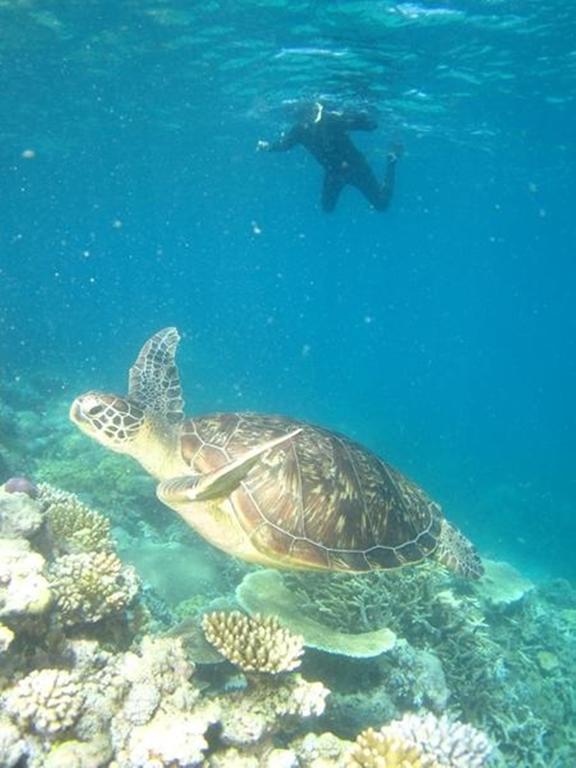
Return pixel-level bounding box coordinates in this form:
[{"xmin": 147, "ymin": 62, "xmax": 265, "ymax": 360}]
[
  {"xmin": 129, "ymin": 327, "xmax": 184, "ymax": 424},
  {"xmin": 158, "ymin": 428, "xmax": 302, "ymax": 503},
  {"xmin": 435, "ymin": 519, "xmax": 484, "ymax": 579}
]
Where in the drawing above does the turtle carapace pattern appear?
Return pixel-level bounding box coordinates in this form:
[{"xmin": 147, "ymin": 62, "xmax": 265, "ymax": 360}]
[{"xmin": 70, "ymin": 328, "xmax": 483, "ymax": 579}]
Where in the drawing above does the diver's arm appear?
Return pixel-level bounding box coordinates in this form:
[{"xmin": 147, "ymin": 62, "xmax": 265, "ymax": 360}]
[{"xmin": 257, "ymin": 125, "xmax": 301, "ymax": 152}]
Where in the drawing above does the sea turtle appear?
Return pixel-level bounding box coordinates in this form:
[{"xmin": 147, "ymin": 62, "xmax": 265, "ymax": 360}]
[{"xmin": 70, "ymin": 328, "xmax": 483, "ymax": 578}]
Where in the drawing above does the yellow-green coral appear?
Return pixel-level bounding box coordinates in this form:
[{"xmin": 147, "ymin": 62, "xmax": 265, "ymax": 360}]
[
  {"xmin": 3, "ymin": 669, "xmax": 85, "ymax": 737},
  {"xmin": 48, "ymin": 551, "xmax": 139, "ymax": 626},
  {"xmin": 202, "ymin": 610, "xmax": 304, "ymax": 674},
  {"xmin": 39, "ymin": 484, "xmax": 113, "ymax": 555},
  {"xmin": 348, "ymin": 728, "xmax": 439, "ymax": 768}
]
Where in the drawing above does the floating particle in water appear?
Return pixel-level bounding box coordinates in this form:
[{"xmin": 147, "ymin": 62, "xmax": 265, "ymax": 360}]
[{"xmin": 21, "ymin": 149, "xmax": 36, "ymax": 159}]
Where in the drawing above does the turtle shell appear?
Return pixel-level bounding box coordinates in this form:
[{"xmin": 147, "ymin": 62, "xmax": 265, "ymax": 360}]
[{"xmin": 179, "ymin": 412, "xmax": 441, "ymax": 572}]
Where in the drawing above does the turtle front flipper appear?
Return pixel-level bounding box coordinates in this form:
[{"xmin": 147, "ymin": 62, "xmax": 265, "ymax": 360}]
[
  {"xmin": 158, "ymin": 428, "xmax": 302, "ymax": 503},
  {"xmin": 434, "ymin": 519, "xmax": 484, "ymax": 579},
  {"xmin": 129, "ymin": 327, "xmax": 184, "ymax": 425}
]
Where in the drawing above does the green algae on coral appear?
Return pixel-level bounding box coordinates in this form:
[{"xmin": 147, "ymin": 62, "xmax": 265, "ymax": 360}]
[{"xmin": 236, "ymin": 570, "xmax": 396, "ymax": 658}]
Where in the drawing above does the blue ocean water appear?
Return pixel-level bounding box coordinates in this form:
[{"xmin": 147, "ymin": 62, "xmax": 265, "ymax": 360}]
[{"xmin": 1, "ymin": 0, "xmax": 575, "ymax": 581}]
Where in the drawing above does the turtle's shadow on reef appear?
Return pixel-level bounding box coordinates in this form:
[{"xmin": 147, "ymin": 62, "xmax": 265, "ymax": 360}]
[{"xmin": 300, "ymin": 650, "xmax": 397, "ymax": 739}]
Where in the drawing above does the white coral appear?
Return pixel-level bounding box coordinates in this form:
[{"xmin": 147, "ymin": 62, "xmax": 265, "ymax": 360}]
[
  {"xmin": 120, "ymin": 706, "xmax": 219, "ymax": 768},
  {"xmin": 384, "ymin": 712, "xmax": 493, "ymax": 767},
  {"xmin": 0, "ymin": 488, "xmax": 43, "ymax": 539},
  {"xmin": 3, "ymin": 668, "xmax": 85, "ymax": 737},
  {"xmin": 0, "ymin": 538, "xmax": 52, "ymax": 617},
  {"xmin": 0, "ymin": 716, "xmax": 27, "ymax": 768},
  {"xmin": 218, "ymin": 674, "xmax": 329, "ymax": 746}
]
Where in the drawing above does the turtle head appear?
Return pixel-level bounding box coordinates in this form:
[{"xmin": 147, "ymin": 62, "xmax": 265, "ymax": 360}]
[{"xmin": 70, "ymin": 392, "xmax": 147, "ymax": 454}]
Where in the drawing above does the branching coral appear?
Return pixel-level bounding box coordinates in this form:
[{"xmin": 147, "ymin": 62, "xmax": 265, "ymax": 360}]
[
  {"xmin": 48, "ymin": 551, "xmax": 138, "ymax": 625},
  {"xmin": 202, "ymin": 610, "xmax": 304, "ymax": 673},
  {"xmin": 348, "ymin": 727, "xmax": 439, "ymax": 767},
  {"xmin": 39, "ymin": 483, "xmax": 113, "ymax": 555},
  {"xmin": 282, "ymin": 565, "xmax": 444, "ymax": 636},
  {"xmin": 2, "ymin": 669, "xmax": 85, "ymax": 737}
]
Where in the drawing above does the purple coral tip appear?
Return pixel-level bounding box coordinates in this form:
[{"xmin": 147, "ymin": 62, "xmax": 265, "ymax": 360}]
[{"xmin": 4, "ymin": 476, "xmax": 39, "ymax": 498}]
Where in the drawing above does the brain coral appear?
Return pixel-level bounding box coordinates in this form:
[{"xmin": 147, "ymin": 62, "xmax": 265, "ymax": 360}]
[
  {"xmin": 202, "ymin": 610, "xmax": 304, "ymax": 674},
  {"xmin": 3, "ymin": 668, "xmax": 85, "ymax": 737},
  {"xmin": 48, "ymin": 551, "xmax": 139, "ymax": 625}
]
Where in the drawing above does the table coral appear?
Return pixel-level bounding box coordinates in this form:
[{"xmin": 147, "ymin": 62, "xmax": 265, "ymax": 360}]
[
  {"xmin": 2, "ymin": 668, "xmax": 85, "ymax": 737},
  {"xmin": 48, "ymin": 551, "xmax": 139, "ymax": 625},
  {"xmin": 202, "ymin": 610, "xmax": 304, "ymax": 673},
  {"xmin": 236, "ymin": 570, "xmax": 397, "ymax": 657}
]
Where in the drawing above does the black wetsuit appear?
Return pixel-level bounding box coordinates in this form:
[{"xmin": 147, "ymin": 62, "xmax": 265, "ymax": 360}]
[{"xmin": 266, "ymin": 110, "xmax": 397, "ymax": 213}]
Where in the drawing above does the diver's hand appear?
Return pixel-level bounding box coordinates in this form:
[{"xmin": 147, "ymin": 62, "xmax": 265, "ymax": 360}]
[
  {"xmin": 256, "ymin": 140, "xmax": 270, "ymax": 152},
  {"xmin": 387, "ymin": 142, "xmax": 404, "ymax": 163}
]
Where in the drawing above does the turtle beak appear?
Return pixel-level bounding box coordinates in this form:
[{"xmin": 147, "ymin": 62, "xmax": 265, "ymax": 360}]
[
  {"xmin": 69, "ymin": 397, "xmax": 86, "ymax": 425},
  {"xmin": 69, "ymin": 393, "xmax": 107, "ymax": 433}
]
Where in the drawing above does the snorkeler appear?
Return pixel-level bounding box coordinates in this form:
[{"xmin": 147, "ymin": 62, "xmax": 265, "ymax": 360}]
[{"xmin": 257, "ymin": 101, "xmax": 401, "ymax": 213}]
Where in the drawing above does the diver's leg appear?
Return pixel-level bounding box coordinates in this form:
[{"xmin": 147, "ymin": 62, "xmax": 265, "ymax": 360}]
[
  {"xmin": 321, "ymin": 173, "xmax": 345, "ymax": 213},
  {"xmin": 352, "ymin": 153, "xmax": 398, "ymax": 211}
]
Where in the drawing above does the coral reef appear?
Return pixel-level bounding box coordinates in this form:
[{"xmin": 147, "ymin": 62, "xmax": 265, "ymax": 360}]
[
  {"xmin": 48, "ymin": 551, "xmax": 139, "ymax": 626},
  {"xmin": 215, "ymin": 674, "xmax": 329, "ymax": 747},
  {"xmin": 40, "ymin": 483, "xmax": 113, "ymax": 556},
  {"xmin": 202, "ymin": 610, "xmax": 304, "ymax": 673},
  {"xmin": 384, "ymin": 713, "xmax": 493, "ymax": 767},
  {"xmin": 237, "ymin": 569, "xmax": 397, "ymax": 657},
  {"xmin": 0, "ymin": 537, "xmax": 52, "ymax": 618},
  {"xmin": 2, "ymin": 668, "xmax": 85, "ymax": 737},
  {"xmin": 1, "ymin": 377, "xmax": 575, "ymax": 768},
  {"xmin": 0, "ymin": 486, "xmax": 43, "ymax": 538},
  {"xmin": 349, "ymin": 727, "xmax": 438, "ymax": 767}
]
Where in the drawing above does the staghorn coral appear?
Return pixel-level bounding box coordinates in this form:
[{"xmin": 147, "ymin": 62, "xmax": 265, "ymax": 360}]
[
  {"xmin": 383, "ymin": 713, "xmax": 493, "ymax": 768},
  {"xmin": 39, "ymin": 483, "xmax": 113, "ymax": 555},
  {"xmin": 282, "ymin": 564, "xmax": 444, "ymax": 635},
  {"xmin": 202, "ymin": 610, "xmax": 304, "ymax": 673},
  {"xmin": 348, "ymin": 727, "xmax": 439, "ymax": 767},
  {"xmin": 2, "ymin": 668, "xmax": 85, "ymax": 737},
  {"xmin": 48, "ymin": 551, "xmax": 139, "ymax": 625}
]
